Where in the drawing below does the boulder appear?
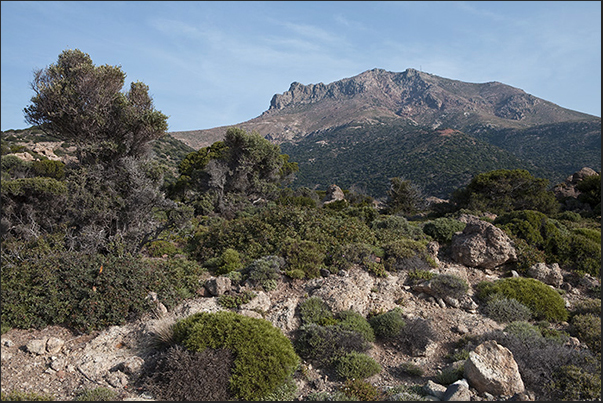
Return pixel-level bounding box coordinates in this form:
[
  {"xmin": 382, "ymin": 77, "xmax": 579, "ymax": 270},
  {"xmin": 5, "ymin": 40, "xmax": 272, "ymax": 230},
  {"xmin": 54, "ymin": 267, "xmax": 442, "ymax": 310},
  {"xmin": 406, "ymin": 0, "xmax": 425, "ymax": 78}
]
[
  {"xmin": 527, "ymin": 263, "xmax": 563, "ymax": 287},
  {"xmin": 322, "ymin": 184, "xmax": 345, "ymax": 204},
  {"xmin": 450, "ymin": 220, "xmax": 517, "ymax": 269},
  {"xmin": 204, "ymin": 276, "xmax": 232, "ymax": 296},
  {"xmin": 464, "ymin": 340, "xmax": 525, "ymax": 396}
]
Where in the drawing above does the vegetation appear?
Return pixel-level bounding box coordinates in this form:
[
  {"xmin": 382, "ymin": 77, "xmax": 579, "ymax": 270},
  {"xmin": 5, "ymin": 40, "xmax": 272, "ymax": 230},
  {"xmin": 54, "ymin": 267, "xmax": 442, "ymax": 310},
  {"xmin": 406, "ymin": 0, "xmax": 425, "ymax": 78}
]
[{"xmin": 171, "ymin": 311, "xmax": 299, "ymax": 401}]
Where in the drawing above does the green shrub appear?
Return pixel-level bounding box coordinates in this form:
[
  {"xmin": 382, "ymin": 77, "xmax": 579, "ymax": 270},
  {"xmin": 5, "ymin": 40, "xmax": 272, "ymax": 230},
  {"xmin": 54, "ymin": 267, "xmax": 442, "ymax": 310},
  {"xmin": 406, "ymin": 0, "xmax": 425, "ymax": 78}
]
[
  {"xmin": 340, "ymin": 379, "xmax": 383, "ymax": 401},
  {"xmin": 284, "ymin": 269, "xmax": 305, "ymax": 279},
  {"xmin": 371, "ymin": 214, "xmax": 426, "ymax": 241},
  {"xmin": 369, "ymin": 308, "xmax": 405, "ymax": 340},
  {"xmin": 214, "ymin": 248, "xmax": 243, "ymax": 275},
  {"xmin": 336, "ymin": 310, "xmax": 375, "ymax": 343},
  {"xmin": 476, "ymin": 277, "xmax": 569, "ymax": 322},
  {"xmin": 243, "ymin": 255, "xmax": 283, "ymax": 290},
  {"xmin": 333, "ymin": 351, "xmax": 382, "ymax": 380},
  {"xmin": 423, "ymin": 218, "xmax": 466, "ymax": 243},
  {"xmin": 571, "ymin": 298, "xmax": 601, "ymax": 317},
  {"xmin": 172, "ymin": 311, "xmax": 300, "ymax": 401},
  {"xmin": 550, "ymin": 364, "xmax": 601, "ymax": 401},
  {"xmin": 0, "ymin": 390, "xmax": 55, "ymax": 401},
  {"xmin": 217, "ymin": 290, "xmax": 256, "ymax": 309},
  {"xmin": 570, "ymin": 314, "xmax": 601, "ymax": 353},
  {"xmin": 406, "ymin": 269, "xmax": 435, "ymax": 284},
  {"xmin": 0, "ymin": 251, "xmax": 205, "ymax": 333},
  {"xmin": 73, "ymin": 387, "xmax": 118, "ymax": 401},
  {"xmin": 398, "ymin": 361, "xmax": 424, "ymax": 377},
  {"xmin": 298, "ymin": 296, "xmax": 335, "ymax": 326},
  {"xmin": 511, "ymin": 236, "xmax": 547, "ymax": 274},
  {"xmin": 280, "ymin": 238, "xmax": 325, "ymax": 279},
  {"xmin": 429, "ymin": 273, "xmax": 469, "ymax": 299},
  {"xmin": 294, "ymin": 323, "xmax": 369, "ymax": 365},
  {"xmin": 146, "ymin": 239, "xmax": 179, "ymax": 258},
  {"xmin": 382, "ymin": 239, "xmax": 434, "ymax": 272},
  {"xmin": 32, "ymin": 159, "xmax": 65, "ymax": 180},
  {"xmin": 483, "ymin": 295, "xmax": 533, "ymax": 323},
  {"xmin": 397, "ymin": 317, "xmax": 438, "ymax": 356}
]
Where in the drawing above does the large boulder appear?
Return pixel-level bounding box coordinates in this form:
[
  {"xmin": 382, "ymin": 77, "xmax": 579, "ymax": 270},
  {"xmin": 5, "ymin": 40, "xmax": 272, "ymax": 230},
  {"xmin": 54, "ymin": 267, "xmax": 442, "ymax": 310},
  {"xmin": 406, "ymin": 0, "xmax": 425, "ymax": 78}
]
[
  {"xmin": 322, "ymin": 184, "xmax": 345, "ymax": 204},
  {"xmin": 464, "ymin": 340, "xmax": 525, "ymax": 397},
  {"xmin": 527, "ymin": 262, "xmax": 563, "ymax": 287},
  {"xmin": 450, "ymin": 220, "xmax": 517, "ymax": 269}
]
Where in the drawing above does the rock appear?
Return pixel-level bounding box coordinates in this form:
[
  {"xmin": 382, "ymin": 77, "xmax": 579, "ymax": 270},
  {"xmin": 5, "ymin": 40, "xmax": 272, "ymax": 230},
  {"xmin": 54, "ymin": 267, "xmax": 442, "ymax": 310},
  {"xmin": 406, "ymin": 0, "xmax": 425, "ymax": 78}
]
[
  {"xmin": 240, "ymin": 290, "xmax": 271, "ymax": 311},
  {"xmin": 45, "ymin": 337, "xmax": 65, "ymax": 355},
  {"xmin": 26, "ymin": 338, "xmax": 48, "ymax": 355},
  {"xmin": 527, "ymin": 263, "xmax": 563, "ymax": 287},
  {"xmin": 204, "ymin": 276, "xmax": 232, "ymax": 296},
  {"xmin": 450, "ymin": 220, "xmax": 517, "ymax": 269},
  {"xmin": 464, "ymin": 340, "xmax": 525, "ymax": 396},
  {"xmin": 309, "ymin": 266, "xmax": 374, "ymax": 315},
  {"xmin": 265, "ymin": 297, "xmax": 301, "ymax": 333},
  {"xmin": 443, "ymin": 378, "xmax": 472, "ymax": 401},
  {"xmin": 322, "ymin": 184, "xmax": 345, "ymax": 204},
  {"xmin": 121, "ymin": 356, "xmax": 144, "ymax": 375},
  {"xmin": 423, "ymin": 379, "xmax": 447, "ymax": 399}
]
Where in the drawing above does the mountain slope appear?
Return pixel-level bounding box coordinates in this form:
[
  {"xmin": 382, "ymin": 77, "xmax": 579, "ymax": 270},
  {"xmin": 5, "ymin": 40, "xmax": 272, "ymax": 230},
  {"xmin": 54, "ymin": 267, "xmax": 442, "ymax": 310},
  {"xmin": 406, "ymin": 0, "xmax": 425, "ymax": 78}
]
[{"xmin": 170, "ymin": 68, "xmax": 601, "ymax": 198}]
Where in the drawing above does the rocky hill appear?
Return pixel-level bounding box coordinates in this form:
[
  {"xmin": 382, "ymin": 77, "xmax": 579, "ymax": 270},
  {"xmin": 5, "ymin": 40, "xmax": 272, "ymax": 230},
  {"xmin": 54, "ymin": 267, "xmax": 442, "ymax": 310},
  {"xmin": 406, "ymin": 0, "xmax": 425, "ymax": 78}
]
[{"xmin": 170, "ymin": 68, "xmax": 601, "ymax": 198}]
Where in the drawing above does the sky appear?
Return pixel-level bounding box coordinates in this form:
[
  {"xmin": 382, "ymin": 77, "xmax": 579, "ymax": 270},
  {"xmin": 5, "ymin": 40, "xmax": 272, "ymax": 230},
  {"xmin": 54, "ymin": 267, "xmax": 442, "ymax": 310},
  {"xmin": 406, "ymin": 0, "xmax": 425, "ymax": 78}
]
[{"xmin": 1, "ymin": 1, "xmax": 601, "ymax": 133}]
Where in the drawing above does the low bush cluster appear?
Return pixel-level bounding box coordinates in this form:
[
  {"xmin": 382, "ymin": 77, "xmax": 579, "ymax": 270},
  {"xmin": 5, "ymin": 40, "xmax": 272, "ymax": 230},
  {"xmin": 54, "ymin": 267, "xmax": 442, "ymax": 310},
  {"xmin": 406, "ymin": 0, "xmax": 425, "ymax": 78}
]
[
  {"xmin": 368, "ymin": 308, "xmax": 405, "ymax": 340},
  {"xmin": 476, "ymin": 277, "xmax": 569, "ymax": 322}
]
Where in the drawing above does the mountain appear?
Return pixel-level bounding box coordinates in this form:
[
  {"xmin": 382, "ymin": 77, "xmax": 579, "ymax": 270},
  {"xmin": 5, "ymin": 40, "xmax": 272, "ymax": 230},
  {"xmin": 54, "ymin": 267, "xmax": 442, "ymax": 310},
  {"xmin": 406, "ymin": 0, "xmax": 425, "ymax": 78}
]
[{"xmin": 170, "ymin": 68, "xmax": 601, "ymax": 198}]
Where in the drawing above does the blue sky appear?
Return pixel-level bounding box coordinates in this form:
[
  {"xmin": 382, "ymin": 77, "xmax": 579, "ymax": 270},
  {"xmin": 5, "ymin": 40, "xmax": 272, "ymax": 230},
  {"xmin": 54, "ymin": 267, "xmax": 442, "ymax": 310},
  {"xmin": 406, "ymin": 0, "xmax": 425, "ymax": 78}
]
[{"xmin": 1, "ymin": 1, "xmax": 601, "ymax": 133}]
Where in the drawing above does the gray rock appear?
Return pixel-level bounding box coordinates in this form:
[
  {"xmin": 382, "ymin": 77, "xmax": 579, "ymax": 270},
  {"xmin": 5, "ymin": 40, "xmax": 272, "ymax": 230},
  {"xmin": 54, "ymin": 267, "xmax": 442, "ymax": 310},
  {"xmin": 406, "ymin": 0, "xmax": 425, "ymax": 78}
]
[
  {"xmin": 26, "ymin": 338, "xmax": 48, "ymax": 355},
  {"xmin": 204, "ymin": 276, "xmax": 232, "ymax": 296},
  {"xmin": 527, "ymin": 263, "xmax": 563, "ymax": 287},
  {"xmin": 450, "ymin": 220, "xmax": 517, "ymax": 269},
  {"xmin": 443, "ymin": 378, "xmax": 471, "ymax": 401}
]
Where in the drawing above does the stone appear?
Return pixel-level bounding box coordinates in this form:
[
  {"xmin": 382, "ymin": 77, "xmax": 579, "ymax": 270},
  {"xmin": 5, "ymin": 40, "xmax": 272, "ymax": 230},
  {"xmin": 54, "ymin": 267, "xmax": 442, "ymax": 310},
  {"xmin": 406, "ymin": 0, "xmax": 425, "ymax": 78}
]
[
  {"xmin": 464, "ymin": 340, "xmax": 525, "ymax": 396},
  {"xmin": 45, "ymin": 337, "xmax": 65, "ymax": 355},
  {"xmin": 443, "ymin": 378, "xmax": 471, "ymax": 401},
  {"xmin": 423, "ymin": 380, "xmax": 447, "ymax": 399},
  {"xmin": 26, "ymin": 338, "xmax": 48, "ymax": 355},
  {"xmin": 322, "ymin": 184, "xmax": 345, "ymax": 204},
  {"xmin": 450, "ymin": 220, "xmax": 517, "ymax": 269},
  {"xmin": 527, "ymin": 263, "xmax": 563, "ymax": 287},
  {"xmin": 204, "ymin": 276, "xmax": 232, "ymax": 296}
]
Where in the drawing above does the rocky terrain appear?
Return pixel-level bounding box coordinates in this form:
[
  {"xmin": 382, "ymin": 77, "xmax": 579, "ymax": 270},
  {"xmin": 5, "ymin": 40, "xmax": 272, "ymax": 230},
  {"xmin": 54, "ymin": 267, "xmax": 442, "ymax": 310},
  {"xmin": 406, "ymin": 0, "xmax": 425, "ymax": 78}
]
[{"xmin": 1, "ymin": 212, "xmax": 599, "ymax": 401}]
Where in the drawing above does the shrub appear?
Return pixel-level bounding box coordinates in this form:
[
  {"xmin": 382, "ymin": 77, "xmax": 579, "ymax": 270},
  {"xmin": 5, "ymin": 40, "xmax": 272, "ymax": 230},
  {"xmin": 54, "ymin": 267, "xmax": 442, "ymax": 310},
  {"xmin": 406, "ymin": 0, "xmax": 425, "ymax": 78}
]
[
  {"xmin": 280, "ymin": 238, "xmax": 325, "ymax": 279},
  {"xmin": 340, "ymin": 379, "xmax": 384, "ymax": 401},
  {"xmin": 32, "ymin": 159, "xmax": 65, "ymax": 180},
  {"xmin": 172, "ymin": 311, "xmax": 300, "ymax": 401},
  {"xmin": 294, "ymin": 323, "xmax": 369, "ymax": 365},
  {"xmin": 336, "ymin": 310, "xmax": 375, "ymax": 343},
  {"xmin": 217, "ymin": 290, "xmax": 256, "ymax": 309},
  {"xmin": 572, "ymin": 298, "xmax": 601, "ymax": 316},
  {"xmin": 397, "ymin": 317, "xmax": 438, "ymax": 356},
  {"xmin": 333, "ymin": 351, "xmax": 382, "ymax": 380},
  {"xmin": 550, "ymin": 364, "xmax": 601, "ymax": 401},
  {"xmin": 483, "ymin": 295, "xmax": 533, "ymax": 323},
  {"xmin": 243, "ymin": 255, "xmax": 284, "ymax": 290},
  {"xmin": 0, "ymin": 390, "xmax": 55, "ymax": 401},
  {"xmin": 398, "ymin": 361, "xmax": 424, "ymax": 377},
  {"xmin": 422, "ymin": 218, "xmax": 466, "ymax": 243},
  {"xmin": 369, "ymin": 308, "xmax": 405, "ymax": 340},
  {"xmin": 429, "ymin": 273, "xmax": 469, "ymax": 299},
  {"xmin": 511, "ymin": 236, "xmax": 547, "ymax": 274},
  {"xmin": 406, "ymin": 269, "xmax": 435, "ymax": 284},
  {"xmin": 382, "ymin": 239, "xmax": 434, "ymax": 272},
  {"xmin": 73, "ymin": 387, "xmax": 118, "ymax": 401},
  {"xmin": 371, "ymin": 214, "xmax": 426, "ymax": 241},
  {"xmin": 214, "ymin": 248, "xmax": 243, "ymax": 275},
  {"xmin": 298, "ymin": 296, "xmax": 335, "ymax": 326},
  {"xmin": 140, "ymin": 345, "xmax": 234, "ymax": 401},
  {"xmin": 146, "ymin": 239, "xmax": 178, "ymax": 258},
  {"xmin": 570, "ymin": 314, "xmax": 601, "ymax": 353},
  {"xmin": 476, "ymin": 277, "xmax": 569, "ymax": 322}
]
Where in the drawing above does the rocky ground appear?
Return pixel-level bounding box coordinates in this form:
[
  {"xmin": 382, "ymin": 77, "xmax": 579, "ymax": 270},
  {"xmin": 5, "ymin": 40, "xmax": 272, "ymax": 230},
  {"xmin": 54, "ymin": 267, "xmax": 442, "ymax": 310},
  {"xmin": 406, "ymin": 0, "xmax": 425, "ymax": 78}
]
[{"xmin": 1, "ymin": 227, "xmax": 598, "ymax": 401}]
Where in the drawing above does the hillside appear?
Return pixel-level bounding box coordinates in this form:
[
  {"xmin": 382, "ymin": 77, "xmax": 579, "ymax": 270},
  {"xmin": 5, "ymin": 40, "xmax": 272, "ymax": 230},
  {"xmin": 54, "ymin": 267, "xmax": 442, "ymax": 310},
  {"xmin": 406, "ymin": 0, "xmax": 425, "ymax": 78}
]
[{"xmin": 170, "ymin": 68, "xmax": 601, "ymax": 199}]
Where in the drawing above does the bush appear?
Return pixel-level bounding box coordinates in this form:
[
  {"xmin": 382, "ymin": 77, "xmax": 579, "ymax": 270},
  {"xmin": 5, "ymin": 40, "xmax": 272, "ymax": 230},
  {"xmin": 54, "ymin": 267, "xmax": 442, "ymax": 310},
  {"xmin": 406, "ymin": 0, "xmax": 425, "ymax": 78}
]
[
  {"xmin": 0, "ymin": 390, "xmax": 55, "ymax": 401},
  {"xmin": 476, "ymin": 277, "xmax": 569, "ymax": 322},
  {"xmin": 140, "ymin": 345, "xmax": 234, "ymax": 401},
  {"xmin": 333, "ymin": 351, "xmax": 382, "ymax": 380},
  {"xmin": 483, "ymin": 295, "xmax": 533, "ymax": 323},
  {"xmin": 298, "ymin": 296, "xmax": 335, "ymax": 326},
  {"xmin": 429, "ymin": 273, "xmax": 469, "ymax": 299},
  {"xmin": 382, "ymin": 239, "xmax": 434, "ymax": 272},
  {"xmin": 570, "ymin": 314, "xmax": 601, "ymax": 353},
  {"xmin": 280, "ymin": 238, "xmax": 325, "ymax": 279},
  {"xmin": 369, "ymin": 308, "xmax": 405, "ymax": 340},
  {"xmin": 214, "ymin": 248, "xmax": 243, "ymax": 275},
  {"xmin": 398, "ymin": 361, "xmax": 424, "ymax": 377},
  {"xmin": 294, "ymin": 323, "xmax": 369, "ymax": 365},
  {"xmin": 146, "ymin": 239, "xmax": 179, "ymax": 258},
  {"xmin": 397, "ymin": 317, "xmax": 438, "ymax": 356},
  {"xmin": 217, "ymin": 290, "xmax": 256, "ymax": 309},
  {"xmin": 0, "ymin": 251, "xmax": 205, "ymax": 333},
  {"xmin": 551, "ymin": 364, "xmax": 601, "ymax": 401},
  {"xmin": 340, "ymin": 379, "xmax": 384, "ymax": 401},
  {"xmin": 434, "ymin": 364, "xmax": 464, "ymax": 385},
  {"xmin": 423, "ymin": 218, "xmax": 466, "ymax": 243},
  {"xmin": 336, "ymin": 310, "xmax": 375, "ymax": 343},
  {"xmin": 172, "ymin": 311, "xmax": 300, "ymax": 401},
  {"xmin": 73, "ymin": 387, "xmax": 118, "ymax": 401},
  {"xmin": 406, "ymin": 269, "xmax": 435, "ymax": 284},
  {"xmin": 243, "ymin": 255, "xmax": 284, "ymax": 290}
]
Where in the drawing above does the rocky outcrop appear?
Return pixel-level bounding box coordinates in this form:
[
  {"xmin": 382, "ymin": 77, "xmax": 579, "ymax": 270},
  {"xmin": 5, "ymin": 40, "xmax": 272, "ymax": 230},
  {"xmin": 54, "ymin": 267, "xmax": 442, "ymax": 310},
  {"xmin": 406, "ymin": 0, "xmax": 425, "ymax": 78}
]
[
  {"xmin": 450, "ymin": 220, "xmax": 517, "ymax": 269},
  {"xmin": 464, "ymin": 340, "xmax": 525, "ymax": 396},
  {"xmin": 322, "ymin": 184, "xmax": 345, "ymax": 204},
  {"xmin": 527, "ymin": 262, "xmax": 563, "ymax": 287}
]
